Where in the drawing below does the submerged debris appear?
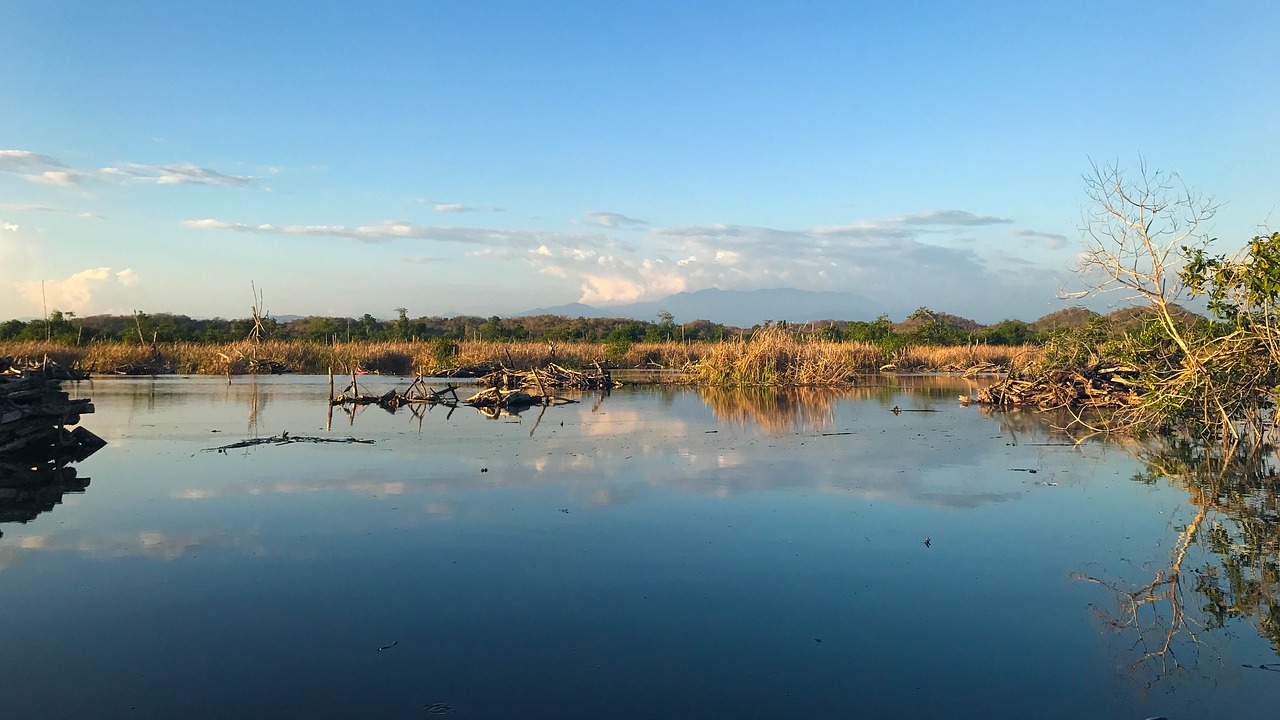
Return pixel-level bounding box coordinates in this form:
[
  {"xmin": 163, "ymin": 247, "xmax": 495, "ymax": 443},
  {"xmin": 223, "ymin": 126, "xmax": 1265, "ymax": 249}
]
[
  {"xmin": 331, "ymin": 365, "xmax": 595, "ymax": 415},
  {"xmin": 203, "ymin": 431, "xmax": 374, "ymax": 453}
]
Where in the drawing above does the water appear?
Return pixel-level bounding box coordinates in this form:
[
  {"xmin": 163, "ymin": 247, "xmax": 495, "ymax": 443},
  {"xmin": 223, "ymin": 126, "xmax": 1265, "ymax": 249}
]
[{"xmin": 1, "ymin": 376, "xmax": 1277, "ymax": 719}]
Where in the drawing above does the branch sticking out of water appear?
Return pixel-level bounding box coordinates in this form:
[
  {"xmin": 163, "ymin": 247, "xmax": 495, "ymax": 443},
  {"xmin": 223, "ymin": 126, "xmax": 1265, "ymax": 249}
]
[{"xmin": 203, "ymin": 431, "xmax": 375, "ymax": 453}]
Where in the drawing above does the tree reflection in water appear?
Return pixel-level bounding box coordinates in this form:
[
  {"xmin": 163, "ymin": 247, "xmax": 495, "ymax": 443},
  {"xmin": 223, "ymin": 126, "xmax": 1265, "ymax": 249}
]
[{"xmin": 1075, "ymin": 435, "xmax": 1280, "ymax": 684}]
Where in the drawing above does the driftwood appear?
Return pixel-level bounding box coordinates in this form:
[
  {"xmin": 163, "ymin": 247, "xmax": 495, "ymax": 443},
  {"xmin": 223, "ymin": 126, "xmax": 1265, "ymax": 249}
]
[
  {"xmin": 0, "ymin": 358, "xmax": 106, "ymax": 458},
  {"xmin": 204, "ymin": 431, "xmax": 374, "ymax": 453},
  {"xmin": 115, "ymin": 346, "xmax": 175, "ymax": 375},
  {"xmin": 0, "ymin": 358, "xmax": 104, "ymax": 537},
  {"xmin": 460, "ymin": 386, "xmax": 578, "ymax": 409},
  {"xmin": 332, "ymin": 377, "xmax": 467, "ymax": 410},
  {"xmin": 245, "ymin": 358, "xmax": 292, "ymax": 374},
  {"xmin": 437, "ymin": 363, "xmax": 502, "ymax": 378},
  {"xmin": 479, "ymin": 362, "xmax": 618, "ymax": 391},
  {"xmin": 332, "ymin": 368, "xmax": 588, "ymax": 414},
  {"xmin": 972, "ymin": 362, "xmax": 1142, "ymax": 410},
  {"xmin": 2, "ymin": 357, "xmax": 90, "ymax": 381}
]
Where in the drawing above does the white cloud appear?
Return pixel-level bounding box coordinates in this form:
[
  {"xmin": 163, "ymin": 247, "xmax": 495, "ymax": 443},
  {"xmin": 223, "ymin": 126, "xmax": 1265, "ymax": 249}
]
[
  {"xmin": 1013, "ymin": 228, "xmax": 1070, "ymax": 250},
  {"xmin": 184, "ymin": 217, "xmax": 616, "ymax": 250},
  {"xmin": 184, "ymin": 207, "xmax": 1060, "ymax": 319},
  {"xmin": 0, "ymin": 150, "xmax": 67, "ymax": 173},
  {"xmin": 0, "ymin": 149, "xmax": 257, "ymax": 187},
  {"xmin": 99, "ymin": 163, "xmax": 254, "ymax": 186},
  {"xmin": 33, "ymin": 170, "xmax": 82, "ymax": 185},
  {"xmin": 896, "ymin": 209, "xmax": 1013, "ymax": 226},
  {"xmin": 1, "ymin": 222, "xmax": 17, "ymax": 232},
  {"xmin": 0, "ymin": 203, "xmax": 102, "ymax": 220},
  {"xmin": 421, "ymin": 199, "xmax": 503, "ymax": 213},
  {"xmin": 583, "ymin": 211, "xmax": 649, "ymax": 229},
  {"xmin": 16, "ymin": 266, "xmax": 138, "ymax": 313}
]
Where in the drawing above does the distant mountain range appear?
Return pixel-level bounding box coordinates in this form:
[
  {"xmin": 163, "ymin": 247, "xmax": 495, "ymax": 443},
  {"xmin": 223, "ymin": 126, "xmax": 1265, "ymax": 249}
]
[{"xmin": 516, "ymin": 288, "xmax": 901, "ymax": 327}]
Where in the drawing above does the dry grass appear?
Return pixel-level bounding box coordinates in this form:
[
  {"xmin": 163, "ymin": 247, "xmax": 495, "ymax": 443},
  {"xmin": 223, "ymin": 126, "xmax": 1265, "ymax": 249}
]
[
  {"xmin": 890, "ymin": 343, "xmax": 1041, "ymax": 373},
  {"xmin": 0, "ymin": 336, "xmax": 1040, "ymax": 381},
  {"xmin": 690, "ymin": 328, "xmax": 879, "ymax": 385}
]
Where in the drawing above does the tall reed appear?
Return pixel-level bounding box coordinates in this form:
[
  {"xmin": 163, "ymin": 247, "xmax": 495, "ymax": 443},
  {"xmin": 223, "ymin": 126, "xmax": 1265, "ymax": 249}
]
[
  {"xmin": 0, "ymin": 336, "xmax": 1039, "ymax": 380},
  {"xmin": 690, "ymin": 326, "xmax": 885, "ymax": 385}
]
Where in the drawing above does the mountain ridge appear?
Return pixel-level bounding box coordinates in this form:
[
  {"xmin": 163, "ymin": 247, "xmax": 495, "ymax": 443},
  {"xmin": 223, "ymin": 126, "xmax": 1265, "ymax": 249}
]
[{"xmin": 516, "ymin": 288, "xmax": 901, "ymax": 327}]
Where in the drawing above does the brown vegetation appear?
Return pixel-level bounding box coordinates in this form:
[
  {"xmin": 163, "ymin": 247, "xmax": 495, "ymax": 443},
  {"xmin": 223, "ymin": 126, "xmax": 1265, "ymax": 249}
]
[{"xmin": 0, "ymin": 334, "xmax": 1040, "ymax": 381}]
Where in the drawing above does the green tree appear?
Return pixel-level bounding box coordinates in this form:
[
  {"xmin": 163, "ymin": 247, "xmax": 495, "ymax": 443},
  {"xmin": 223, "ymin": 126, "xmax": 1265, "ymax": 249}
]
[{"xmin": 395, "ymin": 307, "xmax": 410, "ymax": 340}]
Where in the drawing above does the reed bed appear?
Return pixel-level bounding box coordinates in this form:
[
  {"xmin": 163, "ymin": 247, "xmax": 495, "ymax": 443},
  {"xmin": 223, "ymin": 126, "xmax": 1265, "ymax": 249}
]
[
  {"xmin": 0, "ymin": 336, "xmax": 1040, "ymax": 381},
  {"xmin": 890, "ymin": 343, "xmax": 1041, "ymax": 373},
  {"xmin": 690, "ymin": 328, "xmax": 878, "ymax": 385}
]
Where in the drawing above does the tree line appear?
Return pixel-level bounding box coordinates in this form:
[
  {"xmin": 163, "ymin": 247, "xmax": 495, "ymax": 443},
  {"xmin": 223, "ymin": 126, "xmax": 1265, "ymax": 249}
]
[{"xmin": 0, "ymin": 305, "xmax": 1090, "ymax": 348}]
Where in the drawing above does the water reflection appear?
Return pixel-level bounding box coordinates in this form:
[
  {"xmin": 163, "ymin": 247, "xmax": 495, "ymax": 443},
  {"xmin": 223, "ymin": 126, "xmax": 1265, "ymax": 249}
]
[
  {"xmin": 0, "ymin": 462, "xmax": 91, "ymax": 538},
  {"xmin": 0, "ymin": 424, "xmax": 104, "ymax": 539},
  {"xmin": 6, "ymin": 376, "xmax": 1280, "ymax": 717},
  {"xmin": 698, "ymin": 376, "xmax": 990, "ymax": 433},
  {"xmin": 1077, "ymin": 436, "xmax": 1280, "ymax": 685},
  {"xmin": 699, "ymin": 386, "xmax": 837, "ymax": 433}
]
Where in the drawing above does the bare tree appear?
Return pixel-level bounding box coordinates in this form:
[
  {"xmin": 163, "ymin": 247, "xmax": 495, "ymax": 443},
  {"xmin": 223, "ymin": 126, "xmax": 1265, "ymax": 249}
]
[{"xmin": 1077, "ymin": 158, "xmax": 1218, "ymax": 357}]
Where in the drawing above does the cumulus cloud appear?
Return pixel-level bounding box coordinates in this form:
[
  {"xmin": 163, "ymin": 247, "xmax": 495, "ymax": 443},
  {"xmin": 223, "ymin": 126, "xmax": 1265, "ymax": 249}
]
[
  {"xmin": 184, "ymin": 206, "xmax": 1059, "ymax": 320},
  {"xmin": 2, "ymin": 222, "xmax": 16, "ymax": 232},
  {"xmin": 583, "ymin": 211, "xmax": 649, "ymax": 229},
  {"xmin": 526, "ymin": 212, "xmax": 1056, "ymax": 317},
  {"xmin": 1013, "ymin": 228, "xmax": 1070, "ymax": 250},
  {"xmin": 433, "ymin": 203, "xmax": 472, "ymax": 213},
  {"xmin": 33, "ymin": 170, "xmax": 83, "ymax": 185},
  {"xmin": 17, "ymin": 266, "xmax": 137, "ymax": 313},
  {"xmin": 0, "ymin": 149, "xmax": 257, "ymax": 187}
]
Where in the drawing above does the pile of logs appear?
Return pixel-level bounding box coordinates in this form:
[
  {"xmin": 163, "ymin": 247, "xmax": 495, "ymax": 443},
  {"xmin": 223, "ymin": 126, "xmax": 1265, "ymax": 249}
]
[
  {"xmin": 974, "ymin": 362, "xmax": 1142, "ymax": 409},
  {"xmin": 4, "ymin": 357, "xmax": 89, "ymax": 380},
  {"xmin": 459, "ymin": 386, "xmax": 577, "ymax": 410},
  {"xmin": 0, "ymin": 362, "xmax": 102, "ymax": 537},
  {"xmin": 331, "ymin": 375, "xmax": 464, "ymax": 410},
  {"xmin": 115, "ymin": 347, "xmax": 174, "ymax": 376},
  {"xmin": 331, "ymin": 367, "xmax": 585, "ymax": 414},
  {"xmin": 479, "ymin": 363, "xmax": 617, "ymax": 392},
  {"xmin": 244, "ymin": 358, "xmax": 292, "ymax": 374},
  {"xmin": 0, "ymin": 357, "xmax": 106, "ymax": 464}
]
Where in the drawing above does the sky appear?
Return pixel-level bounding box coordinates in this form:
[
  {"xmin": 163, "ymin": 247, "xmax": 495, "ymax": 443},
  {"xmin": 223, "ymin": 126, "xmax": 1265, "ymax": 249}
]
[{"xmin": 1, "ymin": 1, "xmax": 1278, "ymax": 324}]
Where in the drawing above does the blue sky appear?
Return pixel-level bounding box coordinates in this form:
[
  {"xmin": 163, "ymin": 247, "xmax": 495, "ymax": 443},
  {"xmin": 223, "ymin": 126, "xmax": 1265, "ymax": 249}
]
[{"xmin": 2, "ymin": 1, "xmax": 1277, "ymax": 323}]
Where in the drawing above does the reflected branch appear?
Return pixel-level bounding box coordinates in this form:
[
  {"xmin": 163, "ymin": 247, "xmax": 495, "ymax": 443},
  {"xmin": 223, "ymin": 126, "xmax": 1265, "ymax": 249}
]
[{"xmin": 1075, "ymin": 435, "xmax": 1280, "ymax": 684}]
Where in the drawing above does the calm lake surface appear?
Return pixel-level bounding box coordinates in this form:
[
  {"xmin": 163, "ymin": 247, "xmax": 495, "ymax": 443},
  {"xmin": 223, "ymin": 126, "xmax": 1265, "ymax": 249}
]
[{"xmin": 2, "ymin": 375, "xmax": 1277, "ymax": 719}]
